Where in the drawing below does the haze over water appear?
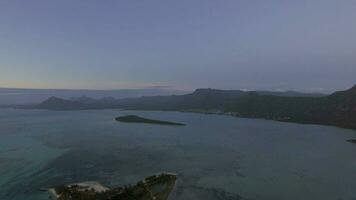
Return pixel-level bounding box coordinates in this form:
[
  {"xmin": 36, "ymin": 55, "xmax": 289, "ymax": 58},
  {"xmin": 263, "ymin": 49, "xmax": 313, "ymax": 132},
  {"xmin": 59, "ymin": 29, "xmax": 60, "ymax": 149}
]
[{"xmin": 0, "ymin": 108, "xmax": 355, "ymax": 200}]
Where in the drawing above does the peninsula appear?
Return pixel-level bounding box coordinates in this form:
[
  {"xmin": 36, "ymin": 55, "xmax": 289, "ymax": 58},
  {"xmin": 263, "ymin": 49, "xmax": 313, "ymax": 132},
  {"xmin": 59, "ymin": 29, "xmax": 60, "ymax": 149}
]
[
  {"xmin": 48, "ymin": 173, "xmax": 177, "ymax": 200},
  {"xmin": 347, "ymin": 139, "xmax": 356, "ymax": 144},
  {"xmin": 115, "ymin": 115, "xmax": 185, "ymax": 126}
]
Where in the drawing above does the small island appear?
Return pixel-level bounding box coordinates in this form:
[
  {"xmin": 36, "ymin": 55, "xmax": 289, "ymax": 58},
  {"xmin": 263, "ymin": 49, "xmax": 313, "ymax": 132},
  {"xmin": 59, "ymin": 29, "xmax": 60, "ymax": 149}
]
[
  {"xmin": 115, "ymin": 115, "xmax": 185, "ymax": 126},
  {"xmin": 48, "ymin": 173, "xmax": 177, "ymax": 200},
  {"xmin": 347, "ymin": 139, "xmax": 356, "ymax": 144}
]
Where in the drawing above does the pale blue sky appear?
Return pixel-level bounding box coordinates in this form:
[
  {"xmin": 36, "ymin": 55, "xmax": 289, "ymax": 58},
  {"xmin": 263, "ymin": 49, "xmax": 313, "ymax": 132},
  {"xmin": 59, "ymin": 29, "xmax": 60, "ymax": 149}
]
[{"xmin": 1, "ymin": 0, "xmax": 356, "ymax": 92}]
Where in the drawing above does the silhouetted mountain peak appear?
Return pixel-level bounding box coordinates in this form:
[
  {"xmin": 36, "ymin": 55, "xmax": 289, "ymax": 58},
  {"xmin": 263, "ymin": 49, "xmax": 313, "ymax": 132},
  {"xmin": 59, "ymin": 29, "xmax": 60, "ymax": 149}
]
[
  {"xmin": 38, "ymin": 96, "xmax": 87, "ymax": 110},
  {"xmin": 47, "ymin": 96, "xmax": 62, "ymax": 101},
  {"xmin": 193, "ymin": 88, "xmax": 218, "ymax": 94},
  {"xmin": 193, "ymin": 88, "xmax": 245, "ymax": 96}
]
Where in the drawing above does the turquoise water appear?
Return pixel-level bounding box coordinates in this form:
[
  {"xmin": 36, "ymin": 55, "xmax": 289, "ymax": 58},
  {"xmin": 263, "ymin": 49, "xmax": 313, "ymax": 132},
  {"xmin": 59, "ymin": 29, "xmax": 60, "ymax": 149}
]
[{"xmin": 0, "ymin": 108, "xmax": 356, "ymax": 200}]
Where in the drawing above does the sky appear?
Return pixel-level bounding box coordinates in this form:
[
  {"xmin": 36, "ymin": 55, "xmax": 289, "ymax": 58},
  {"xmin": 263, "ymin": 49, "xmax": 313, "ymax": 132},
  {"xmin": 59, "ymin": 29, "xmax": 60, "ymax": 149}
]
[{"xmin": 0, "ymin": 0, "xmax": 356, "ymax": 92}]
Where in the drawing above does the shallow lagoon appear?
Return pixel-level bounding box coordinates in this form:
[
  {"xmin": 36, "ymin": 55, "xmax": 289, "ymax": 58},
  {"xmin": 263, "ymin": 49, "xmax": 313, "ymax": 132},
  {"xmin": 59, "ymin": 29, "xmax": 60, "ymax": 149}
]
[{"xmin": 0, "ymin": 108, "xmax": 356, "ymax": 200}]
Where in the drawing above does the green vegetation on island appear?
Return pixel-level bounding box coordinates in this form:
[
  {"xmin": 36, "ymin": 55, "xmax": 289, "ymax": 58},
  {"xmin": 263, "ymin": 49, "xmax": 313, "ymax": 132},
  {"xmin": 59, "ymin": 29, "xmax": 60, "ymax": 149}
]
[
  {"xmin": 115, "ymin": 115, "xmax": 185, "ymax": 126},
  {"xmin": 49, "ymin": 173, "xmax": 177, "ymax": 200}
]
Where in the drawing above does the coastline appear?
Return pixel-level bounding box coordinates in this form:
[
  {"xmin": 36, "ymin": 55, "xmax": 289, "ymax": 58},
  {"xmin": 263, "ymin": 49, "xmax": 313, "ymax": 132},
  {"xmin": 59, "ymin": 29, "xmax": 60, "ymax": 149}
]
[
  {"xmin": 47, "ymin": 181, "xmax": 109, "ymax": 200},
  {"xmin": 45, "ymin": 173, "xmax": 177, "ymax": 200},
  {"xmin": 179, "ymin": 109, "xmax": 356, "ymax": 131}
]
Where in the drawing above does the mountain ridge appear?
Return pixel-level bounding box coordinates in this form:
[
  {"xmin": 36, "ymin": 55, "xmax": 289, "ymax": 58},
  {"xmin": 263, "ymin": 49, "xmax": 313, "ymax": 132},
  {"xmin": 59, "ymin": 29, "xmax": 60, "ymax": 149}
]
[{"xmin": 19, "ymin": 85, "xmax": 356, "ymax": 130}]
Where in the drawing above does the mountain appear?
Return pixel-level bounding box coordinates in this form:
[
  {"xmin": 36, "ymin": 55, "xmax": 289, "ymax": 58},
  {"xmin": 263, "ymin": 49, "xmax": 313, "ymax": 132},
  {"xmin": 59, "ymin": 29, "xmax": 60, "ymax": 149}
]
[
  {"xmin": 37, "ymin": 97, "xmax": 92, "ymax": 110},
  {"xmin": 30, "ymin": 85, "xmax": 356, "ymax": 129},
  {"xmin": 70, "ymin": 96, "xmax": 98, "ymax": 104},
  {"xmin": 0, "ymin": 88, "xmax": 188, "ymax": 105}
]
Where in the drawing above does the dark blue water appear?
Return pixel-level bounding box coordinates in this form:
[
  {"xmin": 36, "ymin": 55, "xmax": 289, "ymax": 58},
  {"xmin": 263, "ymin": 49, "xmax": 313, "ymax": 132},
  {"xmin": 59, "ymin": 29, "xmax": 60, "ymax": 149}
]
[{"xmin": 0, "ymin": 108, "xmax": 356, "ymax": 200}]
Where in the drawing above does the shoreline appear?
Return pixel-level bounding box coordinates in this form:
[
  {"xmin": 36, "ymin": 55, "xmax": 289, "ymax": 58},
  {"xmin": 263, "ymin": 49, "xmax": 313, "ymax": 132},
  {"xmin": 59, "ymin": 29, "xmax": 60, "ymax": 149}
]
[
  {"xmin": 45, "ymin": 173, "xmax": 177, "ymax": 200},
  {"xmin": 179, "ymin": 110, "xmax": 356, "ymax": 131},
  {"xmin": 47, "ymin": 181, "xmax": 109, "ymax": 200},
  {"xmin": 48, "ymin": 188, "xmax": 59, "ymax": 200}
]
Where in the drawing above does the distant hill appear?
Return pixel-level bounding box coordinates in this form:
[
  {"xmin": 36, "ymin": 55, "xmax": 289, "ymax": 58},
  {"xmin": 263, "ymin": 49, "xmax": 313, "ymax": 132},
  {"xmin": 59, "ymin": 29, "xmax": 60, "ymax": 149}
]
[
  {"xmin": 37, "ymin": 97, "xmax": 92, "ymax": 110},
  {"xmin": 255, "ymin": 90, "xmax": 325, "ymax": 97},
  {"xmin": 0, "ymin": 88, "xmax": 188, "ymax": 105},
  {"xmin": 24, "ymin": 85, "xmax": 356, "ymax": 130}
]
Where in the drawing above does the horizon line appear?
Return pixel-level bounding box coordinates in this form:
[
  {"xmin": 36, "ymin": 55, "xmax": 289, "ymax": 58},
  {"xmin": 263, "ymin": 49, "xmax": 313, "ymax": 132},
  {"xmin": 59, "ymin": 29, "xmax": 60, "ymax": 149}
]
[{"xmin": 0, "ymin": 86, "xmax": 342, "ymax": 94}]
